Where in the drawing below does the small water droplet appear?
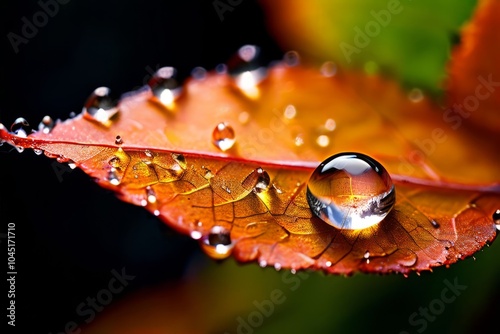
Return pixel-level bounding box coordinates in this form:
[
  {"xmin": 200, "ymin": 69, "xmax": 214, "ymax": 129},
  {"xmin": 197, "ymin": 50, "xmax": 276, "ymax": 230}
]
[
  {"xmin": 202, "ymin": 166, "xmax": 214, "ymax": 179},
  {"xmin": 493, "ymin": 209, "xmax": 500, "ymax": 231},
  {"xmin": 408, "ymin": 88, "xmax": 424, "ymax": 103},
  {"xmin": 316, "ymin": 135, "xmax": 330, "ymax": 148},
  {"xmin": 307, "ymin": 152, "xmax": 395, "ymax": 230},
  {"xmin": 140, "ymin": 150, "xmax": 154, "ymax": 164},
  {"xmin": 146, "ymin": 186, "xmax": 157, "ymax": 204},
  {"xmin": 243, "ymin": 167, "xmax": 270, "ymax": 193},
  {"xmin": 294, "ymin": 134, "xmax": 304, "ymax": 147},
  {"xmin": 171, "ymin": 153, "xmax": 186, "ymax": 169},
  {"xmin": 140, "ymin": 199, "xmax": 148, "ymax": 207},
  {"xmin": 259, "ymin": 260, "xmax": 267, "ymax": 268},
  {"xmin": 108, "ymin": 156, "xmax": 121, "ymax": 168},
  {"xmin": 154, "ymin": 209, "xmax": 160, "ymax": 216},
  {"xmin": 148, "ymin": 66, "xmax": 182, "ymax": 107},
  {"xmin": 190, "ymin": 230, "xmax": 203, "ymax": 240},
  {"xmin": 228, "ymin": 45, "xmax": 266, "ymax": 99},
  {"xmin": 191, "ymin": 66, "xmax": 207, "ymax": 80},
  {"xmin": 200, "ymin": 226, "xmax": 234, "ymax": 260},
  {"xmin": 212, "ymin": 122, "xmax": 235, "ymax": 151},
  {"xmin": 238, "ymin": 111, "xmax": 250, "ymax": 124},
  {"xmin": 108, "ymin": 168, "xmax": 120, "ymax": 185},
  {"xmin": 320, "ymin": 61, "xmax": 337, "ymax": 77},
  {"xmin": 273, "ymin": 183, "xmax": 283, "ymax": 194},
  {"xmin": 283, "ymin": 50, "xmax": 300, "ymax": 66},
  {"xmin": 325, "ymin": 261, "xmax": 332, "ymax": 267},
  {"xmin": 33, "ymin": 149, "xmax": 43, "ymax": 155},
  {"xmin": 15, "ymin": 146, "xmax": 24, "ymax": 153},
  {"xmin": 115, "ymin": 135, "xmax": 123, "ymax": 145},
  {"xmin": 82, "ymin": 87, "xmax": 118, "ymax": 125},
  {"xmin": 364, "ymin": 251, "xmax": 370, "ymax": 264},
  {"xmin": 324, "ymin": 118, "xmax": 336, "ymax": 132},
  {"xmin": 68, "ymin": 161, "xmax": 77, "ymax": 169},
  {"xmin": 274, "ymin": 263, "xmax": 282, "ymax": 271},
  {"xmin": 38, "ymin": 115, "xmax": 54, "ymax": 134},
  {"xmin": 10, "ymin": 117, "xmax": 31, "ymax": 137},
  {"xmin": 430, "ymin": 219, "xmax": 440, "ymax": 228},
  {"xmin": 283, "ymin": 105, "xmax": 297, "ymax": 119}
]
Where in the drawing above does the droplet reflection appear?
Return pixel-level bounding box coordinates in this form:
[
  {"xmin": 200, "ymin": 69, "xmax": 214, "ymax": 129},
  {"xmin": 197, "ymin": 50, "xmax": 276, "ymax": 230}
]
[{"xmin": 307, "ymin": 152, "xmax": 395, "ymax": 230}]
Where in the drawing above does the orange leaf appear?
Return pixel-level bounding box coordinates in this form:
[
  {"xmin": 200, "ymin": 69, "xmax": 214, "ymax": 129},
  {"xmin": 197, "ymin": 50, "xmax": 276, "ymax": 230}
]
[{"xmin": 1, "ymin": 54, "xmax": 498, "ymax": 275}]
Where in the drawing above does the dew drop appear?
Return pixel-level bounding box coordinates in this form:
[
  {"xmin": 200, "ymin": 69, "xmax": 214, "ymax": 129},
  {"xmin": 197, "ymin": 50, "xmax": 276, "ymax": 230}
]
[
  {"xmin": 82, "ymin": 87, "xmax": 119, "ymax": 125},
  {"xmin": 108, "ymin": 168, "xmax": 120, "ymax": 185},
  {"xmin": 115, "ymin": 135, "xmax": 123, "ymax": 145},
  {"xmin": 316, "ymin": 135, "xmax": 330, "ymax": 148},
  {"xmin": 212, "ymin": 122, "xmax": 235, "ymax": 151},
  {"xmin": 294, "ymin": 135, "xmax": 305, "ymax": 147},
  {"xmin": 320, "ymin": 61, "xmax": 337, "ymax": 77},
  {"xmin": 408, "ymin": 88, "xmax": 424, "ymax": 103},
  {"xmin": 306, "ymin": 152, "xmax": 396, "ymax": 230},
  {"xmin": 227, "ymin": 45, "xmax": 266, "ymax": 99},
  {"xmin": 148, "ymin": 66, "xmax": 182, "ymax": 107},
  {"xmin": 108, "ymin": 156, "xmax": 121, "ymax": 168},
  {"xmin": 283, "ymin": 105, "xmax": 297, "ymax": 120},
  {"xmin": 243, "ymin": 167, "xmax": 270, "ymax": 193},
  {"xmin": 38, "ymin": 115, "xmax": 54, "ymax": 134},
  {"xmin": 493, "ymin": 209, "xmax": 500, "ymax": 231},
  {"xmin": 430, "ymin": 219, "xmax": 440, "ymax": 228},
  {"xmin": 33, "ymin": 149, "xmax": 43, "ymax": 155},
  {"xmin": 283, "ymin": 50, "xmax": 300, "ymax": 67},
  {"xmin": 140, "ymin": 150, "xmax": 154, "ymax": 164},
  {"xmin": 67, "ymin": 161, "xmax": 77, "ymax": 169},
  {"xmin": 146, "ymin": 186, "xmax": 157, "ymax": 204},
  {"xmin": 15, "ymin": 146, "xmax": 24, "ymax": 153},
  {"xmin": 238, "ymin": 111, "xmax": 250, "ymax": 124},
  {"xmin": 171, "ymin": 153, "xmax": 187, "ymax": 169},
  {"xmin": 274, "ymin": 263, "xmax": 282, "ymax": 271},
  {"xmin": 200, "ymin": 226, "xmax": 234, "ymax": 260},
  {"xmin": 191, "ymin": 66, "xmax": 207, "ymax": 80},
  {"xmin": 10, "ymin": 117, "xmax": 30, "ymax": 137},
  {"xmin": 324, "ymin": 118, "xmax": 336, "ymax": 132}
]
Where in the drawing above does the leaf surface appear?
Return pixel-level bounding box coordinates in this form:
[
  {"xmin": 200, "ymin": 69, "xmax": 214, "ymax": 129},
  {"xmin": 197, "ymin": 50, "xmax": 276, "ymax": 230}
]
[{"xmin": 1, "ymin": 2, "xmax": 499, "ymax": 276}]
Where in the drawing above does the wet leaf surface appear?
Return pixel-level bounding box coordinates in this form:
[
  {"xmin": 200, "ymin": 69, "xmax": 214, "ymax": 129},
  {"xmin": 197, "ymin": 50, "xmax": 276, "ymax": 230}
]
[{"xmin": 2, "ymin": 1, "xmax": 500, "ymax": 276}]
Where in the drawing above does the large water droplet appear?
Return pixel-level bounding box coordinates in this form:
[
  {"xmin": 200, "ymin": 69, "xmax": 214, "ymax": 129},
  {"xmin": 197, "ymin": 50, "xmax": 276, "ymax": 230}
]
[
  {"xmin": 10, "ymin": 117, "xmax": 31, "ymax": 137},
  {"xmin": 200, "ymin": 225, "xmax": 234, "ymax": 260},
  {"xmin": 148, "ymin": 66, "xmax": 181, "ymax": 108},
  {"xmin": 82, "ymin": 87, "xmax": 119, "ymax": 125},
  {"xmin": 212, "ymin": 122, "xmax": 235, "ymax": 151},
  {"xmin": 307, "ymin": 152, "xmax": 395, "ymax": 230},
  {"xmin": 38, "ymin": 115, "xmax": 54, "ymax": 134},
  {"xmin": 227, "ymin": 45, "xmax": 266, "ymax": 99}
]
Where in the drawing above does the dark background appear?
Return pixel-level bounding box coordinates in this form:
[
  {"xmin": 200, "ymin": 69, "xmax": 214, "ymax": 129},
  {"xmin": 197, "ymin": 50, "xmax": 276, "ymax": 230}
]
[{"xmin": 1, "ymin": 0, "xmax": 283, "ymax": 333}]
